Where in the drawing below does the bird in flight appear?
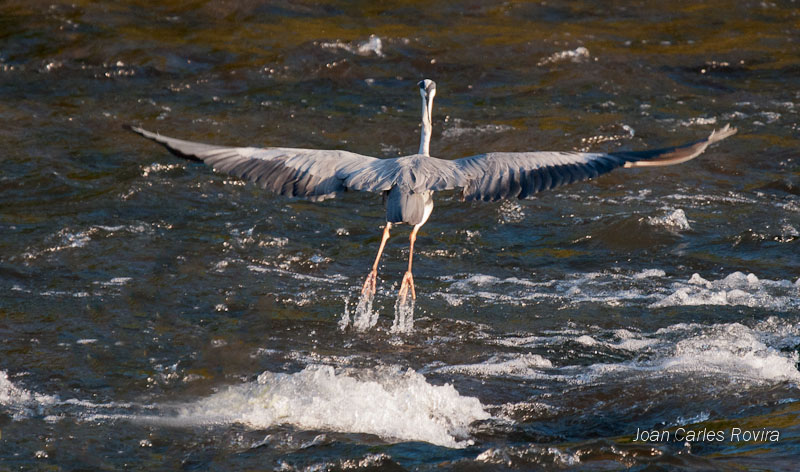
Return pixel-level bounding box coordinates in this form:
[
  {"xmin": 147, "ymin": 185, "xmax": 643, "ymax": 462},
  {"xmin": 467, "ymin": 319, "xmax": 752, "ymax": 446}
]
[{"xmin": 126, "ymin": 79, "xmax": 736, "ymax": 307}]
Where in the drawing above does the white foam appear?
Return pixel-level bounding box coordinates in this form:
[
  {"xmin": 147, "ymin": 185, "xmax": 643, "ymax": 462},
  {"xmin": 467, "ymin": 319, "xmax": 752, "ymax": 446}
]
[
  {"xmin": 576, "ymin": 335, "xmax": 599, "ymax": 346},
  {"xmin": 246, "ymin": 264, "xmax": 346, "ymax": 284},
  {"xmin": 537, "ymin": 46, "xmax": 590, "ymax": 66},
  {"xmin": 22, "ymin": 228, "xmax": 94, "ymax": 259},
  {"xmin": 437, "ymin": 270, "xmax": 661, "ymax": 308},
  {"xmin": 627, "ymin": 322, "xmax": 796, "ymax": 383},
  {"xmin": 321, "ymin": 34, "xmax": 383, "ymax": 57},
  {"xmin": 303, "ymin": 453, "xmax": 396, "ymax": 471},
  {"xmin": 434, "ymin": 354, "xmax": 553, "ymax": 379},
  {"xmin": 355, "ymin": 35, "xmax": 383, "ymax": 56},
  {"xmin": 498, "ymin": 200, "xmax": 525, "ymax": 224},
  {"xmin": 477, "ymin": 444, "xmax": 580, "ymax": 467},
  {"xmin": 665, "ymin": 191, "xmax": 757, "ymax": 206},
  {"xmin": 665, "ymin": 323, "xmax": 800, "ymax": 382},
  {"xmin": 651, "ymin": 272, "xmax": 800, "ymax": 310},
  {"xmin": 489, "ymin": 327, "xmax": 658, "ymax": 354},
  {"xmin": 0, "ymin": 371, "xmax": 34, "ymax": 406},
  {"xmin": 40, "ymin": 290, "xmax": 90, "ymax": 298},
  {"xmin": 758, "ymin": 111, "xmax": 781, "ymax": 124},
  {"xmin": 463, "ymin": 315, "xmax": 800, "ymax": 391},
  {"xmin": 141, "ymin": 162, "xmax": 182, "ymax": 177},
  {"xmin": 438, "ymin": 270, "xmax": 798, "ymax": 312},
  {"xmin": 779, "ymin": 223, "xmax": 799, "ymax": 242},
  {"xmin": 22, "ymin": 224, "xmax": 154, "ymax": 260},
  {"xmin": 161, "ymin": 365, "xmax": 488, "ymax": 448},
  {"xmin": 0, "ymin": 371, "xmax": 56, "ymax": 419},
  {"xmin": 491, "ymin": 333, "xmax": 566, "ymax": 348},
  {"xmin": 441, "ymin": 119, "xmax": 514, "ymax": 139},
  {"xmin": 571, "ymin": 319, "xmax": 800, "ymax": 386},
  {"xmin": 577, "ymin": 124, "xmax": 635, "ymax": 151},
  {"xmin": 633, "ymin": 269, "xmax": 666, "ymax": 279},
  {"xmin": 607, "ymin": 329, "xmax": 659, "ymax": 351},
  {"xmin": 97, "ymin": 277, "xmax": 132, "ymax": 287},
  {"xmin": 647, "ymin": 208, "xmax": 691, "ymax": 231},
  {"xmin": 678, "ymin": 116, "xmax": 717, "ymax": 126}
]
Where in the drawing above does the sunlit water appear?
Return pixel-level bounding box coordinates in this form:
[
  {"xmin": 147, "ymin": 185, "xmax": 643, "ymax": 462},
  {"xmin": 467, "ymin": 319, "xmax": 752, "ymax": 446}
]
[{"xmin": 1, "ymin": 1, "xmax": 799, "ymax": 470}]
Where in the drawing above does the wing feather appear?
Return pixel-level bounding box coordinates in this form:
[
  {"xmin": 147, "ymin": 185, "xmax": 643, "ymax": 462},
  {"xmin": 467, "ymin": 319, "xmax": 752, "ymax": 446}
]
[
  {"xmin": 127, "ymin": 123, "xmax": 736, "ymax": 204},
  {"xmin": 454, "ymin": 125, "xmax": 736, "ymax": 201},
  {"xmin": 125, "ymin": 125, "xmax": 381, "ymax": 201}
]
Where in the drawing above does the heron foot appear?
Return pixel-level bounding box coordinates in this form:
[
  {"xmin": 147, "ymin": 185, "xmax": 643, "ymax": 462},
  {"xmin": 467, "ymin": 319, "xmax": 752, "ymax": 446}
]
[
  {"xmin": 361, "ymin": 270, "xmax": 378, "ymax": 298},
  {"xmin": 398, "ymin": 271, "xmax": 416, "ymax": 304}
]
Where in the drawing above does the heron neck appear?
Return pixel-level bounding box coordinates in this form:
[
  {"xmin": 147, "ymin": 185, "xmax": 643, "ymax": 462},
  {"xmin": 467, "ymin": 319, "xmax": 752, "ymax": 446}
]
[{"xmin": 419, "ymin": 98, "xmax": 432, "ymax": 156}]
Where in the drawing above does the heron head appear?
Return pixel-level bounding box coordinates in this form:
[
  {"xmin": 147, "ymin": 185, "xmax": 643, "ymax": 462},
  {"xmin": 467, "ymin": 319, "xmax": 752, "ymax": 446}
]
[{"xmin": 417, "ymin": 79, "xmax": 436, "ymax": 123}]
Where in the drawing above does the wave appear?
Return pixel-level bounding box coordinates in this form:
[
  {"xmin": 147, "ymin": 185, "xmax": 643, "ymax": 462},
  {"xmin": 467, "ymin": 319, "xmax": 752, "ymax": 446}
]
[
  {"xmin": 651, "ymin": 272, "xmax": 800, "ymax": 309},
  {"xmin": 537, "ymin": 46, "xmax": 590, "ymax": 66},
  {"xmin": 436, "ymin": 270, "xmax": 800, "ymax": 311},
  {"xmin": 0, "ymin": 371, "xmax": 57, "ymax": 420},
  {"xmin": 0, "ymin": 366, "xmax": 488, "ymax": 448},
  {"xmin": 160, "ymin": 365, "xmax": 488, "ymax": 448},
  {"xmin": 2, "ymin": 317, "xmax": 798, "ymax": 449},
  {"xmin": 320, "ymin": 35, "xmax": 383, "ymax": 57},
  {"xmin": 458, "ymin": 316, "xmax": 800, "ymax": 388}
]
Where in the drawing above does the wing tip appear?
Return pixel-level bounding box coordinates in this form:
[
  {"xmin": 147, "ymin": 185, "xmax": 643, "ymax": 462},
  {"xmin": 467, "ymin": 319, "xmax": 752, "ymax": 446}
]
[
  {"xmin": 623, "ymin": 123, "xmax": 737, "ymax": 169},
  {"xmin": 123, "ymin": 123, "xmax": 150, "ymax": 138},
  {"xmin": 123, "ymin": 124, "xmax": 206, "ymax": 161},
  {"xmin": 708, "ymin": 123, "xmax": 737, "ymax": 143}
]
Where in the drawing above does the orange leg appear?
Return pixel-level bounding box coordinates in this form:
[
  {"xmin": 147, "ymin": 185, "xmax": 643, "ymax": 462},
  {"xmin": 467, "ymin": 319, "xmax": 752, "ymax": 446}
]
[
  {"xmin": 398, "ymin": 224, "xmax": 420, "ymax": 303},
  {"xmin": 361, "ymin": 223, "xmax": 392, "ymax": 297}
]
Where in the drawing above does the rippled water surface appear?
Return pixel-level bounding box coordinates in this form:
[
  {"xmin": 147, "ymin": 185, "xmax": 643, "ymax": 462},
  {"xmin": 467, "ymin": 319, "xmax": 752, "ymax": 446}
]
[{"xmin": 2, "ymin": 0, "xmax": 799, "ymax": 470}]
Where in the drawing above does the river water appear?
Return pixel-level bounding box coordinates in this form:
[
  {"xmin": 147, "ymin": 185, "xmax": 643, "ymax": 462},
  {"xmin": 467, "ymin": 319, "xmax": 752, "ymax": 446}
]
[{"xmin": 2, "ymin": 1, "xmax": 799, "ymax": 470}]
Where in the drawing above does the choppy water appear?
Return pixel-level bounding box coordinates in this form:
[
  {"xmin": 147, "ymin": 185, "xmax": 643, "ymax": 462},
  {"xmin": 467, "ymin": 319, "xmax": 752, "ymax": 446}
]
[{"xmin": 2, "ymin": 0, "xmax": 799, "ymax": 470}]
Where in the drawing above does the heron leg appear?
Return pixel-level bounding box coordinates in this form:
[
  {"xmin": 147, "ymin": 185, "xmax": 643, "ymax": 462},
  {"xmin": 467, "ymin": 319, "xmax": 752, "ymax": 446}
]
[
  {"xmin": 398, "ymin": 224, "xmax": 420, "ymax": 303},
  {"xmin": 361, "ymin": 223, "xmax": 392, "ymax": 298}
]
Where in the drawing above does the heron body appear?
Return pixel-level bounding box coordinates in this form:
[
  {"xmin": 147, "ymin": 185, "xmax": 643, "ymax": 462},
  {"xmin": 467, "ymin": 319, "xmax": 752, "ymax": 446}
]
[
  {"xmin": 125, "ymin": 79, "xmax": 736, "ymax": 306},
  {"xmin": 386, "ymin": 186, "xmax": 433, "ymax": 226}
]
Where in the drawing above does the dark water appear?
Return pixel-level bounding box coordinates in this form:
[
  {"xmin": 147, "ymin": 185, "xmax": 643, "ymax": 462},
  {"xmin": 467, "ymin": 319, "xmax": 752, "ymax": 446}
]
[{"xmin": 2, "ymin": 0, "xmax": 800, "ymax": 470}]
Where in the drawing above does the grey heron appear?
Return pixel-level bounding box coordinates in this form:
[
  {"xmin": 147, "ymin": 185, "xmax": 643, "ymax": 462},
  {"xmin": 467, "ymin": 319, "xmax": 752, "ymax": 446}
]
[{"xmin": 125, "ymin": 79, "xmax": 736, "ymax": 305}]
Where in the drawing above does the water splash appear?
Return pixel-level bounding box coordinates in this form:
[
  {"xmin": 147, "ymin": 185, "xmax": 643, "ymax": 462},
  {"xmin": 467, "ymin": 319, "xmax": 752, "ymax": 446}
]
[
  {"xmin": 648, "ymin": 208, "xmax": 691, "ymax": 231},
  {"xmin": 164, "ymin": 365, "xmax": 488, "ymax": 448},
  {"xmin": 391, "ymin": 296, "xmax": 415, "ymax": 334},
  {"xmin": 0, "ymin": 367, "xmax": 488, "ymax": 448},
  {"xmin": 650, "ymin": 272, "xmax": 800, "ymax": 309},
  {"xmin": 441, "ymin": 118, "xmax": 513, "ymax": 139},
  {"xmin": 320, "ymin": 35, "xmax": 384, "ymax": 57},
  {"xmin": 351, "ymin": 289, "xmax": 379, "ymax": 331},
  {"xmin": 477, "ymin": 445, "xmax": 580, "ymax": 468},
  {"xmin": 0, "ymin": 371, "xmax": 57, "ymax": 420},
  {"xmin": 338, "ymin": 296, "xmax": 351, "ymax": 331},
  {"xmin": 537, "ymin": 46, "xmax": 590, "ymax": 66}
]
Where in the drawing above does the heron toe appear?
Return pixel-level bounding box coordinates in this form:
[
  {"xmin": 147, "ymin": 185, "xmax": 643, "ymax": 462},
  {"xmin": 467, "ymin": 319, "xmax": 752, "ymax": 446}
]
[{"xmin": 362, "ymin": 270, "xmax": 378, "ymax": 297}]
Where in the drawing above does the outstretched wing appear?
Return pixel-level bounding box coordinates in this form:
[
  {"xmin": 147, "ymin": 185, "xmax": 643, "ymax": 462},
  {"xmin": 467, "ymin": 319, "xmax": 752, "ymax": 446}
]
[
  {"xmin": 125, "ymin": 125, "xmax": 384, "ymax": 201},
  {"xmin": 454, "ymin": 124, "xmax": 737, "ymax": 201}
]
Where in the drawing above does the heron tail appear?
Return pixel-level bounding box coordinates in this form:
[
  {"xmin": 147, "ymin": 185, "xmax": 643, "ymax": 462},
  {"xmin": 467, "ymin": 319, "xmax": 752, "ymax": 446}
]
[{"xmin": 386, "ymin": 187, "xmax": 429, "ymax": 226}]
